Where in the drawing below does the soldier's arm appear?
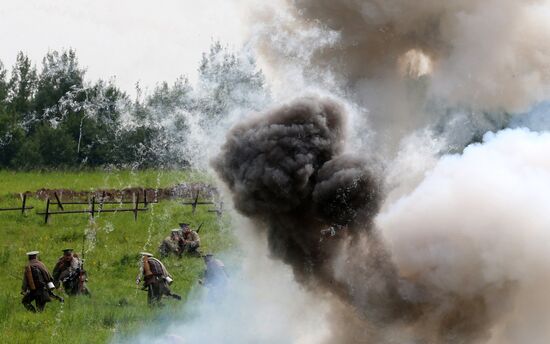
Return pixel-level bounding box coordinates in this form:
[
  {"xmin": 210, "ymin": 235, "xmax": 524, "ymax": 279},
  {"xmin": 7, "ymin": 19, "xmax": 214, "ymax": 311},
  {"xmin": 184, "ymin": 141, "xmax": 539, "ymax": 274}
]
[
  {"xmin": 193, "ymin": 232, "xmax": 201, "ymax": 245},
  {"xmin": 52, "ymin": 261, "xmax": 62, "ymax": 281}
]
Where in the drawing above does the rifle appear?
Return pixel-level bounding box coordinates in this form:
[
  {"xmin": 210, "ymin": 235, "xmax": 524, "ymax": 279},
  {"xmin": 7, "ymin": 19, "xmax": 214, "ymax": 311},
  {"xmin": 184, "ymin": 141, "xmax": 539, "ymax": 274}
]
[
  {"xmin": 48, "ymin": 289, "xmax": 64, "ymax": 303},
  {"xmin": 196, "ymin": 222, "xmax": 204, "ymax": 233}
]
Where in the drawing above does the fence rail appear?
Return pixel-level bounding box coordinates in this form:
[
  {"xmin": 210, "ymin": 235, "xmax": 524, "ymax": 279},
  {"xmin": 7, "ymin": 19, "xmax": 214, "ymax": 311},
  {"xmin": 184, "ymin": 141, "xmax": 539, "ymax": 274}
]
[
  {"xmin": 0, "ymin": 194, "xmax": 34, "ymax": 214},
  {"xmin": 37, "ymin": 194, "xmax": 149, "ymax": 224},
  {"xmin": 1, "ymin": 189, "xmax": 220, "ymax": 222}
]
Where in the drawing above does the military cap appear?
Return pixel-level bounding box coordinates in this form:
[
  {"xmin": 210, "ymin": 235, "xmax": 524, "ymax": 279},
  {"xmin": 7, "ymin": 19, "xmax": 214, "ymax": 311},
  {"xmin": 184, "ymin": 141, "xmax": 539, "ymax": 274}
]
[
  {"xmin": 140, "ymin": 252, "xmax": 153, "ymax": 257},
  {"xmin": 62, "ymin": 248, "xmax": 73, "ymax": 254},
  {"xmin": 179, "ymin": 223, "xmax": 190, "ymax": 228},
  {"xmin": 26, "ymin": 251, "xmax": 39, "ymax": 256}
]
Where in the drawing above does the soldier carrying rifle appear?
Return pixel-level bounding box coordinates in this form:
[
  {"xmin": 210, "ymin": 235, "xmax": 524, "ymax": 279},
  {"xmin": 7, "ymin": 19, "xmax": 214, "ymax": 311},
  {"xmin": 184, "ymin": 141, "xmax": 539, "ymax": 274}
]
[
  {"xmin": 52, "ymin": 248, "xmax": 90, "ymax": 296},
  {"xmin": 136, "ymin": 252, "xmax": 181, "ymax": 306},
  {"xmin": 21, "ymin": 251, "xmax": 63, "ymax": 312}
]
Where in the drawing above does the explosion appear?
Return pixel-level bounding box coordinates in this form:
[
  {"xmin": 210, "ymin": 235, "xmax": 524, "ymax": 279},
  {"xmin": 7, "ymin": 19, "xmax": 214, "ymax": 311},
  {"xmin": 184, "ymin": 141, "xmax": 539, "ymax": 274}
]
[
  {"xmin": 130, "ymin": 1, "xmax": 550, "ymax": 343},
  {"xmin": 210, "ymin": 2, "xmax": 550, "ymax": 342}
]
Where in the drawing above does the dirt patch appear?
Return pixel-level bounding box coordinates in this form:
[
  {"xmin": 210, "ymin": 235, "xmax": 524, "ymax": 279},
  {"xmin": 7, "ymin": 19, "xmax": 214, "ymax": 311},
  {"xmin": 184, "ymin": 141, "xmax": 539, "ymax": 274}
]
[{"xmin": 17, "ymin": 182, "xmax": 217, "ymax": 203}]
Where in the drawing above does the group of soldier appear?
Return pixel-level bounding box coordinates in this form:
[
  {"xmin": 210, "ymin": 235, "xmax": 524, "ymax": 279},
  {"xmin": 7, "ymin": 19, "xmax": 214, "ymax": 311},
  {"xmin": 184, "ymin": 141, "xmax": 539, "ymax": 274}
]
[
  {"xmin": 21, "ymin": 222, "xmax": 228, "ymax": 312},
  {"xmin": 158, "ymin": 222, "xmax": 202, "ymax": 258},
  {"xmin": 21, "ymin": 248, "xmax": 88, "ymax": 312}
]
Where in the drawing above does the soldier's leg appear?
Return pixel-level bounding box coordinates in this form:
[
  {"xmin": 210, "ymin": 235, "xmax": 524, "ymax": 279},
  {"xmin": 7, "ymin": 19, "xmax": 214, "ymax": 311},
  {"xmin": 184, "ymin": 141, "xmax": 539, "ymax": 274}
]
[
  {"xmin": 147, "ymin": 284, "xmax": 154, "ymax": 306},
  {"xmin": 36, "ymin": 298, "xmax": 47, "ymax": 312},
  {"xmin": 152, "ymin": 282, "xmax": 163, "ymax": 305},
  {"xmin": 158, "ymin": 242, "xmax": 168, "ymax": 258},
  {"xmin": 21, "ymin": 292, "xmax": 36, "ymax": 312},
  {"xmin": 189, "ymin": 242, "xmax": 201, "ymax": 257},
  {"xmin": 63, "ymin": 281, "xmax": 77, "ymax": 296}
]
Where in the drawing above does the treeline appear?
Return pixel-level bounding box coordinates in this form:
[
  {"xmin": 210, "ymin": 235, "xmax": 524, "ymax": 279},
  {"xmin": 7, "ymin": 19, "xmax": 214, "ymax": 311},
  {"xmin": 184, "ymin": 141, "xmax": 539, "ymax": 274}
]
[{"xmin": 0, "ymin": 42, "xmax": 269, "ymax": 169}]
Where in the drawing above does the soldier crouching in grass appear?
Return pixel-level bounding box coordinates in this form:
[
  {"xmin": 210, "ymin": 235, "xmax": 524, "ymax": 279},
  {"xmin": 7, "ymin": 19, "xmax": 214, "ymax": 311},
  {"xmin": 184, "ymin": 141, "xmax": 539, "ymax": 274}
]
[
  {"xmin": 52, "ymin": 248, "xmax": 90, "ymax": 296},
  {"xmin": 136, "ymin": 252, "xmax": 181, "ymax": 307},
  {"xmin": 178, "ymin": 223, "xmax": 201, "ymax": 257},
  {"xmin": 21, "ymin": 251, "xmax": 63, "ymax": 312},
  {"xmin": 159, "ymin": 228, "xmax": 183, "ymax": 258}
]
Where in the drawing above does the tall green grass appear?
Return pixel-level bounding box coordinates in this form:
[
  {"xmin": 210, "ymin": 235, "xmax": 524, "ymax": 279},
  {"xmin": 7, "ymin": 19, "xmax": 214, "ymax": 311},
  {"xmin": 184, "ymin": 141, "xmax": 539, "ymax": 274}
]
[{"xmin": 0, "ymin": 171, "xmax": 231, "ymax": 344}]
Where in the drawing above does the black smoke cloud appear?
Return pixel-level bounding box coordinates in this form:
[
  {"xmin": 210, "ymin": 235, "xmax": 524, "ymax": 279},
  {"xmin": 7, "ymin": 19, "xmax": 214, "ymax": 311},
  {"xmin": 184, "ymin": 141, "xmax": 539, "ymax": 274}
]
[
  {"xmin": 212, "ymin": 96, "xmax": 380, "ymax": 285},
  {"xmin": 212, "ymin": 96, "xmax": 526, "ymax": 344}
]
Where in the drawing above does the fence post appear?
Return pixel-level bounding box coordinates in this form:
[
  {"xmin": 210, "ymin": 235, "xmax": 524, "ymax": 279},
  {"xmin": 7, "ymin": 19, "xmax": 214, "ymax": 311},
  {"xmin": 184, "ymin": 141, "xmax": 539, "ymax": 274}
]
[
  {"xmin": 100, "ymin": 191, "xmax": 106, "ymax": 210},
  {"xmin": 192, "ymin": 191, "xmax": 199, "ymax": 215},
  {"xmin": 21, "ymin": 194, "xmax": 27, "ymax": 214},
  {"xmin": 133, "ymin": 193, "xmax": 138, "ymax": 221},
  {"xmin": 143, "ymin": 189, "xmax": 148, "ymax": 208},
  {"xmin": 44, "ymin": 198, "xmax": 50, "ymax": 224},
  {"xmin": 53, "ymin": 192, "xmax": 64, "ymax": 210},
  {"xmin": 90, "ymin": 196, "xmax": 96, "ymax": 218}
]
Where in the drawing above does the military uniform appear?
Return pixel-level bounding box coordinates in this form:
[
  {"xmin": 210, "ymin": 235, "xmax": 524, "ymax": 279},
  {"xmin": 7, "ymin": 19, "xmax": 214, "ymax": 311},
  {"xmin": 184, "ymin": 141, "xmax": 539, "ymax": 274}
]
[
  {"xmin": 178, "ymin": 230, "xmax": 201, "ymax": 256},
  {"xmin": 202, "ymin": 254, "xmax": 228, "ymax": 301},
  {"xmin": 21, "ymin": 251, "xmax": 55, "ymax": 312},
  {"xmin": 203, "ymin": 255, "xmax": 228, "ymax": 287},
  {"xmin": 158, "ymin": 229, "xmax": 182, "ymax": 257},
  {"xmin": 52, "ymin": 249, "xmax": 89, "ymax": 296},
  {"xmin": 136, "ymin": 253, "xmax": 181, "ymax": 306}
]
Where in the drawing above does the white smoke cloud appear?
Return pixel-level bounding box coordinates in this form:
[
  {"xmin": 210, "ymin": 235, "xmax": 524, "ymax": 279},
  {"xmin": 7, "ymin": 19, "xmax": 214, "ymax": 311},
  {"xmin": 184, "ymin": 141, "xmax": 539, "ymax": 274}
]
[
  {"xmin": 117, "ymin": 1, "xmax": 550, "ymax": 342},
  {"xmin": 376, "ymin": 128, "xmax": 550, "ymax": 342},
  {"xmin": 245, "ymin": 0, "xmax": 550, "ymax": 148},
  {"xmin": 115, "ymin": 219, "xmax": 332, "ymax": 344}
]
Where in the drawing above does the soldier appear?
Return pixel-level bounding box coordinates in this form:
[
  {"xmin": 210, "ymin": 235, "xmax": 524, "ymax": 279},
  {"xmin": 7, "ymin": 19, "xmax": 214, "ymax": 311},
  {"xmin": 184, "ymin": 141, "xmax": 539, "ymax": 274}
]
[
  {"xmin": 52, "ymin": 248, "xmax": 89, "ymax": 296},
  {"xmin": 158, "ymin": 228, "xmax": 182, "ymax": 258},
  {"xmin": 178, "ymin": 224, "xmax": 201, "ymax": 257},
  {"xmin": 200, "ymin": 254, "xmax": 229, "ymax": 301},
  {"xmin": 21, "ymin": 251, "xmax": 63, "ymax": 312},
  {"xmin": 136, "ymin": 252, "xmax": 181, "ymax": 306}
]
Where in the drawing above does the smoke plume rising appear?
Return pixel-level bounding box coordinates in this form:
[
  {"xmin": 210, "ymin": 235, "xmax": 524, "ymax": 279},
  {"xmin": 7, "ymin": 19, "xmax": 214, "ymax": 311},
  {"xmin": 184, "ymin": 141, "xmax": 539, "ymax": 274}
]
[
  {"xmin": 247, "ymin": 0, "xmax": 550, "ymax": 146},
  {"xmin": 127, "ymin": 1, "xmax": 550, "ymax": 343},
  {"xmin": 213, "ymin": 95, "xmax": 550, "ymax": 343},
  {"xmin": 212, "ymin": 97, "xmax": 381, "ymax": 286}
]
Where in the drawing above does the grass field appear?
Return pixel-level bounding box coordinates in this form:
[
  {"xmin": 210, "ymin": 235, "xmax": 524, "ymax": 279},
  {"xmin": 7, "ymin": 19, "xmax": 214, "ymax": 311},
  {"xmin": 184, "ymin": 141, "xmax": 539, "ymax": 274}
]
[{"xmin": 0, "ymin": 170, "xmax": 233, "ymax": 343}]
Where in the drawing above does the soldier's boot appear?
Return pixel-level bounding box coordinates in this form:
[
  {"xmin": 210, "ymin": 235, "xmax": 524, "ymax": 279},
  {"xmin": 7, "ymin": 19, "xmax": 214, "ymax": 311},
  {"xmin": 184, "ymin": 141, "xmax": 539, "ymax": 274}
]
[
  {"xmin": 36, "ymin": 300, "xmax": 47, "ymax": 312},
  {"xmin": 22, "ymin": 301, "xmax": 36, "ymax": 313}
]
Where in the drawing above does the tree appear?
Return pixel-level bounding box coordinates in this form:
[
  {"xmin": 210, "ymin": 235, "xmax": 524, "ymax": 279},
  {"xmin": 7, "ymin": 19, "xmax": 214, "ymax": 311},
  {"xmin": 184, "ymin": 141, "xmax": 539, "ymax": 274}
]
[
  {"xmin": 196, "ymin": 41, "xmax": 269, "ymax": 124},
  {"xmin": 7, "ymin": 52, "xmax": 37, "ymax": 118},
  {"xmin": 34, "ymin": 49, "xmax": 85, "ymax": 124},
  {"xmin": 0, "ymin": 60, "xmax": 7, "ymax": 107},
  {"xmin": 56, "ymin": 79, "xmax": 128, "ymax": 166},
  {"xmin": 0, "ymin": 59, "xmax": 23, "ymax": 166}
]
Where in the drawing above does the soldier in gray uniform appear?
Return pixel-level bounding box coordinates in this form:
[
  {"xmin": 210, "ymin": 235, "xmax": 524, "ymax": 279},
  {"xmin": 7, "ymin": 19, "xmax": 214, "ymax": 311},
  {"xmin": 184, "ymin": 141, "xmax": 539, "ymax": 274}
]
[
  {"xmin": 200, "ymin": 254, "xmax": 229, "ymax": 301},
  {"xmin": 136, "ymin": 252, "xmax": 181, "ymax": 306},
  {"xmin": 52, "ymin": 248, "xmax": 89, "ymax": 296},
  {"xmin": 21, "ymin": 251, "xmax": 62, "ymax": 312}
]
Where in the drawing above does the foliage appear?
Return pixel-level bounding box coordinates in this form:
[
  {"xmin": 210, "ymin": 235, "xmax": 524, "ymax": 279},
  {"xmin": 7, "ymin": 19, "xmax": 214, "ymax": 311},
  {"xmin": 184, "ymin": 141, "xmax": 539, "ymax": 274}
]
[
  {"xmin": 0, "ymin": 170, "xmax": 234, "ymax": 344},
  {"xmin": 0, "ymin": 42, "xmax": 269, "ymax": 170}
]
